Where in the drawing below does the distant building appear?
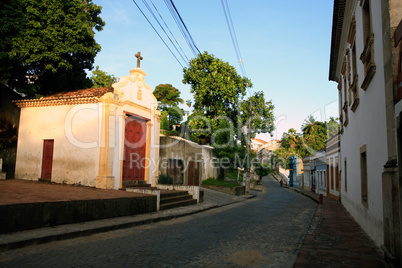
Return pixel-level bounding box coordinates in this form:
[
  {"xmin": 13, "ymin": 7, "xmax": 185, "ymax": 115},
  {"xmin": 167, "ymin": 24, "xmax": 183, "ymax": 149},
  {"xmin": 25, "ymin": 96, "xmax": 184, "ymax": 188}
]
[
  {"xmin": 302, "ymin": 156, "xmax": 314, "ymax": 191},
  {"xmin": 329, "ymin": 0, "xmax": 402, "ymax": 263},
  {"xmin": 257, "ymin": 139, "xmax": 280, "ymax": 162},
  {"xmin": 326, "ymin": 133, "xmax": 340, "ymax": 200},
  {"xmin": 314, "ymin": 150, "xmax": 327, "ymax": 196},
  {"xmin": 251, "ymin": 138, "xmax": 267, "ymax": 153}
]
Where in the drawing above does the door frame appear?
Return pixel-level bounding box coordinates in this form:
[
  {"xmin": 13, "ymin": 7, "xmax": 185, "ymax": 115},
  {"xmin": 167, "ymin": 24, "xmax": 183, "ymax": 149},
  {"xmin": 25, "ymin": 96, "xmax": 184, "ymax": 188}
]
[
  {"xmin": 40, "ymin": 139, "xmax": 54, "ymax": 181},
  {"xmin": 120, "ymin": 112, "xmax": 151, "ymax": 186}
]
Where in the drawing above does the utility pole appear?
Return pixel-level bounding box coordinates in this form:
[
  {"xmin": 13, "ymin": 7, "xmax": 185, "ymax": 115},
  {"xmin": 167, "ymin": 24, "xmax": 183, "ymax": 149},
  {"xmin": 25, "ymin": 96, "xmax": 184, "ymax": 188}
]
[{"xmin": 245, "ymin": 99, "xmax": 252, "ymax": 195}]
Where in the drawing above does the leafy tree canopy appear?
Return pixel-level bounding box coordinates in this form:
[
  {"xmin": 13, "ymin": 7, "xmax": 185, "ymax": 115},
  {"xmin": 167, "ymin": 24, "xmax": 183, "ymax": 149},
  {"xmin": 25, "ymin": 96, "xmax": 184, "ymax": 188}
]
[
  {"xmin": 274, "ymin": 128, "xmax": 305, "ymax": 168},
  {"xmin": 275, "ymin": 116, "xmax": 340, "ymax": 168},
  {"xmin": 0, "ymin": 0, "xmax": 105, "ymax": 97},
  {"xmin": 240, "ymin": 91, "xmax": 275, "ymax": 139},
  {"xmin": 301, "ymin": 115, "xmax": 335, "ymax": 154},
  {"xmin": 153, "ymin": 84, "xmax": 184, "ymax": 107},
  {"xmin": 90, "ymin": 66, "xmax": 118, "ymax": 88},
  {"xmin": 183, "ymin": 51, "xmax": 251, "ymax": 120},
  {"xmin": 327, "ymin": 116, "xmax": 340, "ymax": 139},
  {"xmin": 153, "ymin": 84, "xmax": 184, "ymax": 129},
  {"xmin": 254, "ymin": 163, "xmax": 272, "ymax": 180}
]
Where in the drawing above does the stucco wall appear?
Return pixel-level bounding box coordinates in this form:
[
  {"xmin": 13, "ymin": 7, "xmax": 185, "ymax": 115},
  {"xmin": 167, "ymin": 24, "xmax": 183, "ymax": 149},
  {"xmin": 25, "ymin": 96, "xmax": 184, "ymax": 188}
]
[
  {"xmin": 15, "ymin": 104, "xmax": 101, "ymax": 186},
  {"xmin": 201, "ymin": 145, "xmax": 218, "ymax": 180},
  {"xmin": 338, "ymin": 0, "xmax": 388, "ymax": 245},
  {"xmin": 158, "ymin": 136, "xmax": 217, "ymax": 185}
]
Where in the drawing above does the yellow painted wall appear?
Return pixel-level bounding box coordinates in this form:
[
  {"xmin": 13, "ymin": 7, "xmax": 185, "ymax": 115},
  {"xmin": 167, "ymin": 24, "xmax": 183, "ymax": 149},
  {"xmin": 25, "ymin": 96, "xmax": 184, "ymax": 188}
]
[{"xmin": 15, "ymin": 104, "xmax": 101, "ymax": 186}]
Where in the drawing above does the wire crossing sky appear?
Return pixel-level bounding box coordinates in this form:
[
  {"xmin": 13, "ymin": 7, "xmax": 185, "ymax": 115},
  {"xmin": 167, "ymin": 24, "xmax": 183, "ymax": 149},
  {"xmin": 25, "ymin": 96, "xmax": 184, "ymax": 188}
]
[{"xmin": 92, "ymin": 0, "xmax": 339, "ymax": 142}]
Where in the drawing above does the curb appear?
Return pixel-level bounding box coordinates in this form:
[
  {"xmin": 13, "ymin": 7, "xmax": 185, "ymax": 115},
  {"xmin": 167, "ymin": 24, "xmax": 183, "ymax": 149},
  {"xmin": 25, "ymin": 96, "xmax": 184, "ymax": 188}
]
[{"xmin": 291, "ymin": 188, "xmax": 320, "ymax": 204}]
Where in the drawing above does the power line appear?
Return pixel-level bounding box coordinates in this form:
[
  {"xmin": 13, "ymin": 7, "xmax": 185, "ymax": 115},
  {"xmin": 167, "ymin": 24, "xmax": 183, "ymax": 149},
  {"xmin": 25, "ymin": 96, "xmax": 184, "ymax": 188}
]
[
  {"xmin": 165, "ymin": 0, "xmax": 201, "ymax": 58},
  {"xmin": 131, "ymin": 0, "xmax": 185, "ymax": 68},
  {"xmin": 143, "ymin": 0, "xmax": 189, "ymax": 65},
  {"xmin": 164, "ymin": 0, "xmax": 197, "ymax": 58},
  {"xmin": 221, "ymin": 0, "xmax": 251, "ymax": 96},
  {"xmin": 149, "ymin": 0, "xmax": 190, "ymax": 63}
]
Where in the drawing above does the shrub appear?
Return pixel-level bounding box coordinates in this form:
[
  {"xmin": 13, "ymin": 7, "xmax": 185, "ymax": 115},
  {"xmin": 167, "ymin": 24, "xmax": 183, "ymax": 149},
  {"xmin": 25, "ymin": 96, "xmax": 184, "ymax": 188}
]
[
  {"xmin": 158, "ymin": 174, "xmax": 173, "ymax": 184},
  {"xmin": 254, "ymin": 163, "xmax": 272, "ymax": 180}
]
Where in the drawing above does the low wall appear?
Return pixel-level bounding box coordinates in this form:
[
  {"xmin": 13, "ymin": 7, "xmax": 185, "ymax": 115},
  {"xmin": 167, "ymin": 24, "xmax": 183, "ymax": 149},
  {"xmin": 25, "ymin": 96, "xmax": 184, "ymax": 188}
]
[
  {"xmin": 0, "ymin": 196, "xmax": 157, "ymax": 234},
  {"xmin": 277, "ymin": 172, "xmax": 289, "ymax": 185},
  {"xmin": 126, "ymin": 188, "xmax": 160, "ymax": 211},
  {"xmin": 157, "ymin": 184, "xmax": 200, "ymax": 203},
  {"xmin": 159, "ymin": 136, "xmax": 218, "ymax": 185},
  {"xmin": 201, "ymin": 184, "xmax": 245, "ymax": 196}
]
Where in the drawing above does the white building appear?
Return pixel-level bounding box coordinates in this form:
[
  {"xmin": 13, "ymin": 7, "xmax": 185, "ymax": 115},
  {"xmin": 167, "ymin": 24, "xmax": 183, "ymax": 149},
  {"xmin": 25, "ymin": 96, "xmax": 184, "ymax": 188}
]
[
  {"xmin": 329, "ymin": 0, "xmax": 402, "ymax": 264},
  {"xmin": 251, "ymin": 138, "xmax": 267, "ymax": 153},
  {"xmin": 326, "ymin": 133, "xmax": 340, "ymax": 200},
  {"xmin": 15, "ymin": 63, "xmax": 161, "ymax": 190}
]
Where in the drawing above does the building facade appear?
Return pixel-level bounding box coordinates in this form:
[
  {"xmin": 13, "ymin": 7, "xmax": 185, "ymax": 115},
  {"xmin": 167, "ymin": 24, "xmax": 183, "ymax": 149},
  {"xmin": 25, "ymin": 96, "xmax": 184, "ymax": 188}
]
[
  {"xmin": 326, "ymin": 133, "xmax": 341, "ymax": 200},
  {"xmin": 302, "ymin": 156, "xmax": 313, "ymax": 191},
  {"xmin": 257, "ymin": 139, "xmax": 281, "ymax": 165},
  {"xmin": 315, "ymin": 150, "xmax": 327, "ymax": 195},
  {"xmin": 158, "ymin": 136, "xmax": 218, "ymax": 186},
  {"xmin": 329, "ymin": 0, "xmax": 402, "ymax": 264},
  {"xmin": 15, "ymin": 66, "xmax": 161, "ymax": 190}
]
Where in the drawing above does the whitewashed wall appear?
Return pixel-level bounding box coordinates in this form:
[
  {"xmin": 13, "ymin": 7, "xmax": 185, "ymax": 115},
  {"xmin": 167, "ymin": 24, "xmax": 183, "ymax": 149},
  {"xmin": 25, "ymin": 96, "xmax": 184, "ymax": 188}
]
[
  {"xmin": 338, "ymin": 0, "xmax": 387, "ymax": 245},
  {"xmin": 15, "ymin": 104, "xmax": 101, "ymax": 186}
]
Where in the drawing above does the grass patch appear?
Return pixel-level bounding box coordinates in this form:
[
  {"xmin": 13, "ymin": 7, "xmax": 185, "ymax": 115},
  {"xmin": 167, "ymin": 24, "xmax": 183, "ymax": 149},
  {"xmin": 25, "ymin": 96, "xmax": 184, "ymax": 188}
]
[
  {"xmin": 226, "ymin": 170, "xmax": 243, "ymax": 182},
  {"xmin": 202, "ymin": 178, "xmax": 240, "ymax": 188}
]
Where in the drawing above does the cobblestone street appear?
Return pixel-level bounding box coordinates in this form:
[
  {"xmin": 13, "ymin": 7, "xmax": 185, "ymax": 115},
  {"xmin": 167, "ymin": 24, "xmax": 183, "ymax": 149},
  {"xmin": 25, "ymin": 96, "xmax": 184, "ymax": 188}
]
[{"xmin": 0, "ymin": 176, "xmax": 317, "ymax": 267}]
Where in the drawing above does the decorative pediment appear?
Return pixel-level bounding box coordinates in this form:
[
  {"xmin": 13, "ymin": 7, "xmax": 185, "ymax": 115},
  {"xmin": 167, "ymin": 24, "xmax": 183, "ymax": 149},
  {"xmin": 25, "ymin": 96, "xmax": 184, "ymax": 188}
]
[{"xmin": 112, "ymin": 68, "xmax": 158, "ymax": 107}]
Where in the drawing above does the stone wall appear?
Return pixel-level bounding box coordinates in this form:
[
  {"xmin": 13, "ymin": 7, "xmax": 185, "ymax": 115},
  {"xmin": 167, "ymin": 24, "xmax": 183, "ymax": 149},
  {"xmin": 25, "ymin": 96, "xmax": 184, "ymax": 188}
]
[{"xmin": 159, "ymin": 136, "xmax": 218, "ymax": 185}]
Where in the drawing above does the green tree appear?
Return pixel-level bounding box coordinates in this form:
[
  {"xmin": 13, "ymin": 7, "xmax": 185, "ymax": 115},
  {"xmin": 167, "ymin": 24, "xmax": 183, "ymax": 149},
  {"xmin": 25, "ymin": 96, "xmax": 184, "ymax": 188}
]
[
  {"xmin": 240, "ymin": 91, "xmax": 275, "ymax": 139},
  {"xmin": 301, "ymin": 116, "xmax": 327, "ymax": 154},
  {"xmin": 160, "ymin": 111, "xmax": 170, "ymax": 131},
  {"xmin": 183, "ymin": 51, "xmax": 251, "ymax": 121},
  {"xmin": 0, "ymin": 0, "xmax": 105, "ymax": 97},
  {"xmin": 153, "ymin": 84, "xmax": 184, "ymax": 129},
  {"xmin": 275, "ymin": 128, "xmax": 306, "ymax": 168},
  {"xmin": 327, "ymin": 117, "xmax": 340, "ymax": 139},
  {"xmin": 90, "ymin": 66, "xmax": 118, "ymax": 88},
  {"xmin": 254, "ymin": 163, "xmax": 272, "ymax": 181}
]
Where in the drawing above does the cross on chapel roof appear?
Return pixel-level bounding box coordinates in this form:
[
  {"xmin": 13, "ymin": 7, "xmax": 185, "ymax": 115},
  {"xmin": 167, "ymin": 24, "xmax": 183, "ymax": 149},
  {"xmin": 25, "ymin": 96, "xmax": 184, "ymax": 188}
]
[{"xmin": 135, "ymin": 51, "xmax": 143, "ymax": 68}]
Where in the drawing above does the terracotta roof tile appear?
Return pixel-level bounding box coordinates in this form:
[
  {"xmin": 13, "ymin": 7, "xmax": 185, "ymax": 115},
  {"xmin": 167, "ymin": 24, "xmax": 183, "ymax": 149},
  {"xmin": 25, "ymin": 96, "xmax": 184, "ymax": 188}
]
[
  {"xmin": 253, "ymin": 139, "xmax": 267, "ymax": 144},
  {"xmin": 14, "ymin": 87, "xmax": 112, "ymax": 108},
  {"xmin": 43, "ymin": 87, "xmax": 111, "ymax": 99}
]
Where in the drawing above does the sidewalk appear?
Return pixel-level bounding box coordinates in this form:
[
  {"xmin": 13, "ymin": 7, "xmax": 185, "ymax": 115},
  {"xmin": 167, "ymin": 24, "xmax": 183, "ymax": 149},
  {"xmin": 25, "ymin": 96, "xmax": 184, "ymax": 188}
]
[
  {"xmin": 0, "ymin": 185, "xmax": 256, "ymax": 252},
  {"xmin": 291, "ymin": 188, "xmax": 387, "ymax": 267}
]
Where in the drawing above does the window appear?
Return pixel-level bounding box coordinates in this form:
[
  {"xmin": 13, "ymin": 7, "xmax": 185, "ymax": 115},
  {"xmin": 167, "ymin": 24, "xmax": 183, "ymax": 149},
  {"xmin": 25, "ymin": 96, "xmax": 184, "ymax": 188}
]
[
  {"xmin": 360, "ymin": 0, "xmax": 376, "ymax": 90},
  {"xmin": 362, "ymin": 0, "xmax": 371, "ymax": 40},
  {"xmin": 344, "ymin": 157, "xmax": 347, "ymax": 192},
  {"xmin": 347, "ymin": 17, "xmax": 359, "ymax": 112},
  {"xmin": 335, "ymin": 157, "xmax": 340, "ymax": 191},
  {"xmin": 342, "ymin": 58, "xmax": 349, "ymax": 127},
  {"xmin": 351, "ymin": 42, "xmax": 360, "ymax": 112},
  {"xmin": 326, "ymin": 164, "xmax": 330, "ymax": 189},
  {"xmin": 331, "ymin": 163, "xmax": 334, "ymax": 190},
  {"xmin": 320, "ymin": 171, "xmax": 322, "ymax": 188},
  {"xmin": 360, "ymin": 145, "xmax": 368, "ymax": 206}
]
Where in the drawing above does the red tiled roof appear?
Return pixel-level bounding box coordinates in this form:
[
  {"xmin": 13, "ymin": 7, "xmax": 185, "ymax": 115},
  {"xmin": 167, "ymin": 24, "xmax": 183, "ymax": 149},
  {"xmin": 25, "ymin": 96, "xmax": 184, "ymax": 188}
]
[
  {"xmin": 43, "ymin": 87, "xmax": 111, "ymax": 99},
  {"xmin": 253, "ymin": 138, "xmax": 267, "ymax": 144},
  {"xmin": 14, "ymin": 87, "xmax": 112, "ymax": 108}
]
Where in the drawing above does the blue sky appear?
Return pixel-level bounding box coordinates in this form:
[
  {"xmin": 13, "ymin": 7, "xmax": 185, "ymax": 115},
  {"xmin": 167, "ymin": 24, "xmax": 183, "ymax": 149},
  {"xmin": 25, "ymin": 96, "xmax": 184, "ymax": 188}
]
[{"xmin": 91, "ymin": 0, "xmax": 339, "ymax": 141}]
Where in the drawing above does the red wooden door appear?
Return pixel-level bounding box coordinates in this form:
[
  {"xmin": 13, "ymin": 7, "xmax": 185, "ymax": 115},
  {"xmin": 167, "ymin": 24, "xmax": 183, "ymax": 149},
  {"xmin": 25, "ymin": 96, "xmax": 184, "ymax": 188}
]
[
  {"xmin": 123, "ymin": 116, "xmax": 147, "ymax": 181},
  {"xmin": 41, "ymin": 140, "xmax": 54, "ymax": 180},
  {"xmin": 188, "ymin": 161, "xmax": 200, "ymax": 186}
]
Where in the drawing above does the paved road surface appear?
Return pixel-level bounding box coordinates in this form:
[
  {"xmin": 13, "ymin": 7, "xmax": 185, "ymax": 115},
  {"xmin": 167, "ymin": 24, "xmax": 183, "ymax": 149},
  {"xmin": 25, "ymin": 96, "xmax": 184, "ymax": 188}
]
[{"xmin": 0, "ymin": 176, "xmax": 317, "ymax": 267}]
